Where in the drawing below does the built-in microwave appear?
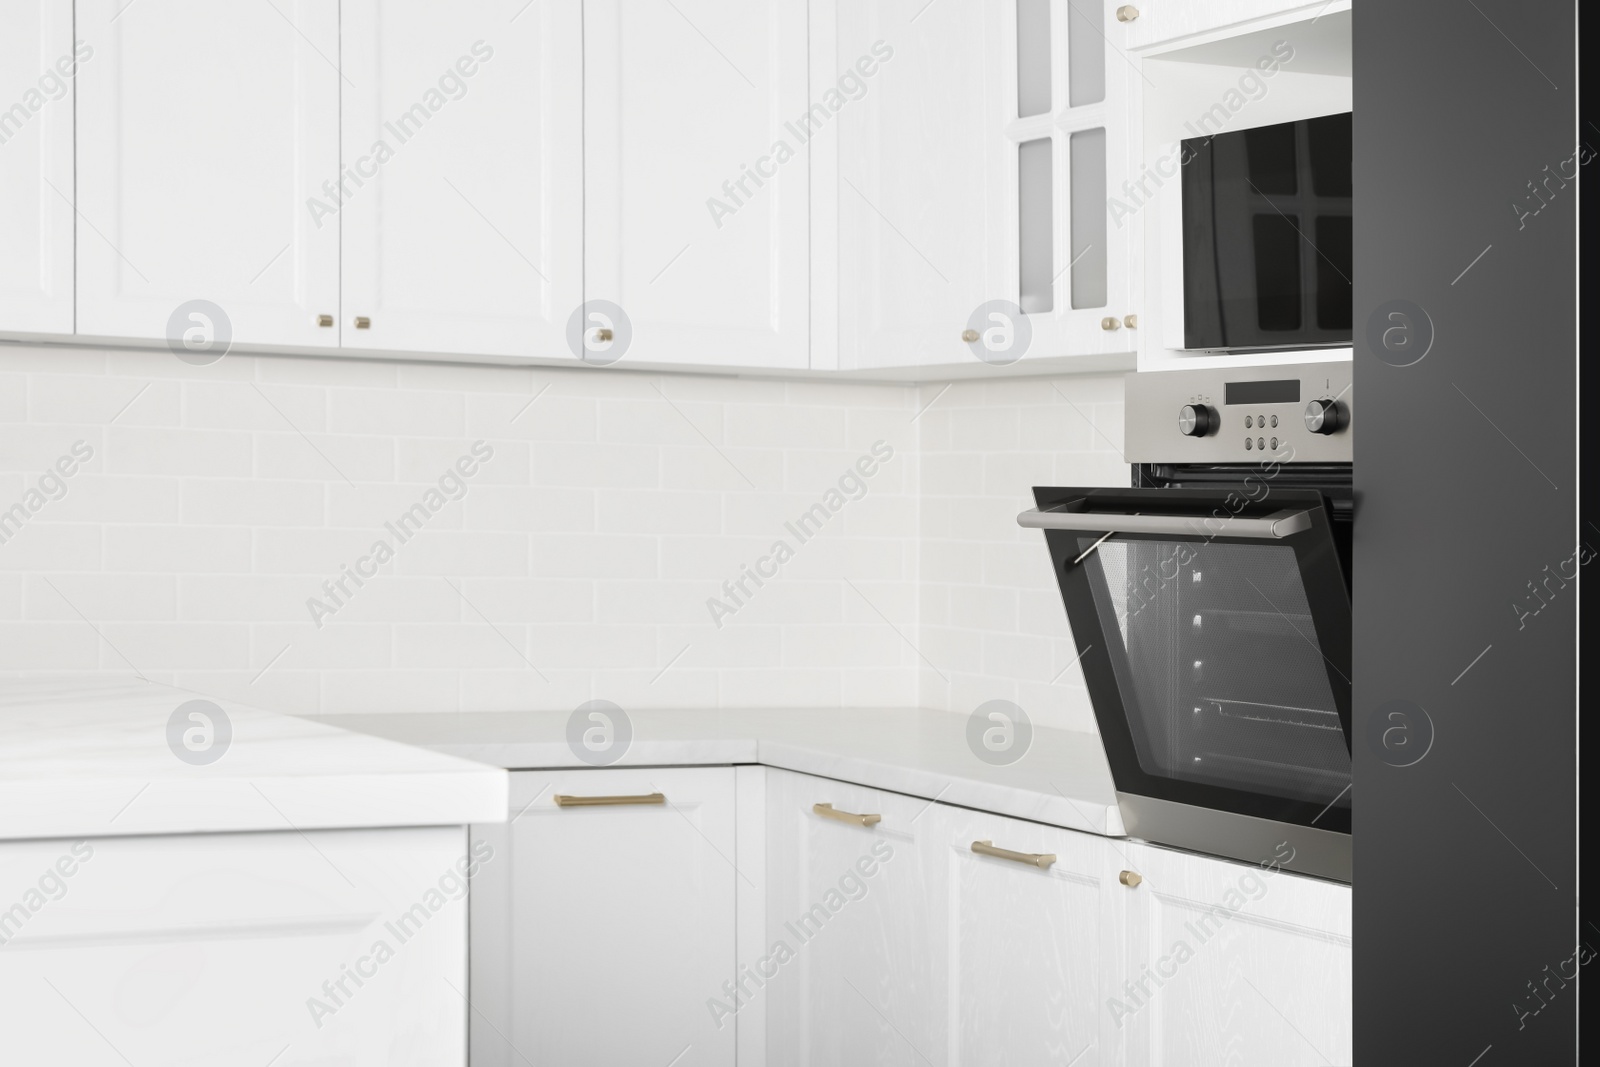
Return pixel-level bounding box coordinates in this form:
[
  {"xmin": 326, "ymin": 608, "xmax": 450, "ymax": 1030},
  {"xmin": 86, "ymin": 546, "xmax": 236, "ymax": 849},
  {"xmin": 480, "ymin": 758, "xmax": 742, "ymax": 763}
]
[{"xmin": 1177, "ymin": 112, "xmax": 1352, "ymax": 353}]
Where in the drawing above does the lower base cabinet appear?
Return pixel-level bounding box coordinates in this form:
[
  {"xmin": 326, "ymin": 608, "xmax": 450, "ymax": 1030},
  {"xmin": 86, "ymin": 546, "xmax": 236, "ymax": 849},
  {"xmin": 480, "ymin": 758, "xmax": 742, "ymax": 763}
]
[
  {"xmin": 0, "ymin": 826, "xmax": 471, "ymax": 1066},
  {"xmin": 763, "ymin": 768, "xmax": 949, "ymax": 1065},
  {"xmin": 470, "ymin": 766, "xmax": 738, "ymax": 1067},
  {"xmin": 1121, "ymin": 842, "xmax": 1353, "ymax": 1066},
  {"xmin": 466, "ymin": 765, "xmax": 1351, "ymax": 1066}
]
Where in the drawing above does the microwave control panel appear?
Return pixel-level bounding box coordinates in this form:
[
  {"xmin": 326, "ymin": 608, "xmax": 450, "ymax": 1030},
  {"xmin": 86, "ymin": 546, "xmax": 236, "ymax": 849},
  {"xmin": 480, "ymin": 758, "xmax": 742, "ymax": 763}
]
[{"xmin": 1124, "ymin": 363, "xmax": 1353, "ymax": 465}]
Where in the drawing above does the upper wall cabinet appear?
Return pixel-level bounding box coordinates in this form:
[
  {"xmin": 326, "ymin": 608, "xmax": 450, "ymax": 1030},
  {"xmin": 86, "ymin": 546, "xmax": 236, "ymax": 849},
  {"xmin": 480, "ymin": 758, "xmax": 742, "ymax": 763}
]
[
  {"xmin": 0, "ymin": 0, "xmax": 75, "ymax": 336},
  {"xmin": 75, "ymin": 0, "xmax": 340, "ymax": 350},
  {"xmin": 825, "ymin": 0, "xmax": 1010, "ymax": 371},
  {"xmin": 583, "ymin": 0, "xmax": 810, "ymax": 370},
  {"xmin": 339, "ymin": 0, "xmax": 581, "ymax": 360},
  {"xmin": 826, "ymin": 0, "xmax": 1138, "ymax": 373}
]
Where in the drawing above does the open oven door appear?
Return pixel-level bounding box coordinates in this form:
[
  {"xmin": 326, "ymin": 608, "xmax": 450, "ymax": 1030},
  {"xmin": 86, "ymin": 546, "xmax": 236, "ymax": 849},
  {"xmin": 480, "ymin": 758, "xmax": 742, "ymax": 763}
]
[{"xmin": 1023, "ymin": 485, "xmax": 1353, "ymax": 882}]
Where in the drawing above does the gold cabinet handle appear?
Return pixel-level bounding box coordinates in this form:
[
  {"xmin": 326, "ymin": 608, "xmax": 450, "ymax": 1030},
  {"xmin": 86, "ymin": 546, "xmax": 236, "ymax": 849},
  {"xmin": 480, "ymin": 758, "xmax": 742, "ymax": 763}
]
[
  {"xmin": 316, "ymin": 314, "xmax": 333, "ymax": 327},
  {"xmin": 354, "ymin": 316, "xmax": 371, "ymax": 329},
  {"xmin": 1100, "ymin": 316, "xmax": 1120, "ymax": 331},
  {"xmin": 1116, "ymin": 5, "xmax": 1140, "ymax": 22},
  {"xmin": 961, "ymin": 328, "xmax": 980, "ymax": 343},
  {"xmin": 1123, "ymin": 313, "xmax": 1138, "ymax": 329},
  {"xmin": 1119, "ymin": 869, "xmax": 1143, "ymax": 887},
  {"xmin": 813, "ymin": 802, "xmax": 882, "ymax": 828},
  {"xmin": 554, "ymin": 792, "xmax": 665, "ymax": 808},
  {"xmin": 971, "ymin": 839, "xmax": 1055, "ymax": 870},
  {"xmin": 593, "ymin": 327, "xmax": 614, "ymax": 342}
]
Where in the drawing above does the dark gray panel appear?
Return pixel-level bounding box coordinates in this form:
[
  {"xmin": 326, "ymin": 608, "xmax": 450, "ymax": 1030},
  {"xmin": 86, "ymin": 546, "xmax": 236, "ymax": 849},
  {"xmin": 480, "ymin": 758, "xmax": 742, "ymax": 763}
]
[{"xmin": 1354, "ymin": 1, "xmax": 1576, "ymax": 1061}]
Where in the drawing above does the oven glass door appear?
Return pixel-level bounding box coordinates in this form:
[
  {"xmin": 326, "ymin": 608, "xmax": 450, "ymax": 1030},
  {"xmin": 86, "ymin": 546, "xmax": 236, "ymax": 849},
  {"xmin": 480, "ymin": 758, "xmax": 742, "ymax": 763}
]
[{"xmin": 1027, "ymin": 486, "xmax": 1352, "ymax": 832}]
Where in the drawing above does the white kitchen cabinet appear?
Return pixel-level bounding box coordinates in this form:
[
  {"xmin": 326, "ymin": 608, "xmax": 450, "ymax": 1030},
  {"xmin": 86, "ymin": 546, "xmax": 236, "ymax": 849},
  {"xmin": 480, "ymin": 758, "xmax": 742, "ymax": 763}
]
[
  {"xmin": 0, "ymin": 0, "xmax": 75, "ymax": 337},
  {"xmin": 825, "ymin": 0, "xmax": 1010, "ymax": 371},
  {"xmin": 74, "ymin": 0, "xmax": 340, "ymax": 350},
  {"xmin": 763, "ymin": 767, "xmax": 949, "ymax": 1065},
  {"xmin": 584, "ymin": 0, "xmax": 810, "ymax": 370},
  {"xmin": 339, "ymin": 0, "xmax": 581, "ymax": 360},
  {"xmin": 1113, "ymin": 0, "xmax": 1346, "ymax": 54},
  {"xmin": 0, "ymin": 827, "xmax": 471, "ymax": 1066},
  {"xmin": 1120, "ymin": 842, "xmax": 1352, "ymax": 1066},
  {"xmin": 1014, "ymin": 0, "xmax": 1141, "ymax": 364},
  {"xmin": 938, "ymin": 801, "xmax": 1130, "ymax": 1067},
  {"xmin": 825, "ymin": 0, "xmax": 1137, "ymax": 373},
  {"xmin": 470, "ymin": 766, "xmax": 738, "ymax": 1067}
]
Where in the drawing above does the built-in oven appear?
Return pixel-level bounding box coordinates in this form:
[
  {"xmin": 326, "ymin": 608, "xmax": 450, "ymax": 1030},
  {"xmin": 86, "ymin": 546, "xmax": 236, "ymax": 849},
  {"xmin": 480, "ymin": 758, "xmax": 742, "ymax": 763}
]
[{"xmin": 1021, "ymin": 363, "xmax": 1353, "ymax": 881}]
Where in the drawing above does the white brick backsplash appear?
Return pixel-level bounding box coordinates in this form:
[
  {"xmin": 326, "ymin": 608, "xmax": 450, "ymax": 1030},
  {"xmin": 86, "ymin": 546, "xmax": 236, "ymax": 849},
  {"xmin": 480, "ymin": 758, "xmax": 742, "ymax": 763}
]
[
  {"xmin": 597, "ymin": 490, "xmax": 722, "ymax": 536},
  {"xmin": 0, "ymin": 622, "xmax": 101, "ymax": 669},
  {"xmin": 180, "ymin": 478, "xmax": 326, "ymax": 527},
  {"xmin": 0, "ymin": 524, "xmax": 102, "ymax": 572},
  {"xmin": 29, "ymin": 376, "xmax": 182, "ymax": 426},
  {"xmin": 42, "ymin": 475, "xmax": 181, "ymax": 524},
  {"xmin": 532, "ymin": 442, "xmax": 659, "ymax": 488},
  {"xmin": 99, "ymin": 621, "xmax": 252, "ymax": 670},
  {"xmin": 328, "ymin": 387, "xmax": 466, "ymax": 437},
  {"xmin": 25, "ymin": 574, "xmax": 179, "ymax": 621},
  {"xmin": 2, "ymin": 344, "xmax": 1120, "ymax": 723},
  {"xmin": 254, "ymin": 432, "xmax": 396, "ymax": 483},
  {"xmin": 107, "ymin": 426, "xmax": 253, "ymax": 478}
]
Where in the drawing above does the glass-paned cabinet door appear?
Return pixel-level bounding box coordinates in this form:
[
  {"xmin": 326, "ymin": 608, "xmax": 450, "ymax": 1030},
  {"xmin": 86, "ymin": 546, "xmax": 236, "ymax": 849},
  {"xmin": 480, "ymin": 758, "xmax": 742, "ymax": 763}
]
[{"xmin": 1003, "ymin": 0, "xmax": 1139, "ymax": 362}]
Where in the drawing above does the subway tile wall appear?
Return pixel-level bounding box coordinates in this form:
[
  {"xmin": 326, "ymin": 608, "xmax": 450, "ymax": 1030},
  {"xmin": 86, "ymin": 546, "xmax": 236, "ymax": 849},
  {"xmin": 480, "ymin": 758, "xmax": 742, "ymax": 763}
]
[{"xmin": 1, "ymin": 344, "xmax": 1122, "ymax": 727}]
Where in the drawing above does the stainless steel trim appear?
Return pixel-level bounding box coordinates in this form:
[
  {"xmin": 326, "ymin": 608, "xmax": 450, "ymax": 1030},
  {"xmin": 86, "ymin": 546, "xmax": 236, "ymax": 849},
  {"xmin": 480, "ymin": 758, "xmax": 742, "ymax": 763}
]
[
  {"xmin": 1017, "ymin": 506, "xmax": 1312, "ymax": 539},
  {"xmin": 1116, "ymin": 793, "xmax": 1351, "ymax": 883}
]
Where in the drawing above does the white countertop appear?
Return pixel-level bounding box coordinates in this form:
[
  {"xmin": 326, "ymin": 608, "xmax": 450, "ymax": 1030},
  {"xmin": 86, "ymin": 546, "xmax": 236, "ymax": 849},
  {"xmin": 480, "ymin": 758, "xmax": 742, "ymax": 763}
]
[
  {"xmin": 0, "ymin": 677, "xmax": 507, "ymax": 842},
  {"xmin": 313, "ymin": 707, "xmax": 1126, "ymax": 837}
]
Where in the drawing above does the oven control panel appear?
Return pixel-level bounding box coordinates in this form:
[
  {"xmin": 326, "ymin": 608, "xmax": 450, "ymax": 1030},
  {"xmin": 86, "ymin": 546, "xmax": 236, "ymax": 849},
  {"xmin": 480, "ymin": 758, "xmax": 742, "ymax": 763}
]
[{"xmin": 1124, "ymin": 363, "xmax": 1353, "ymax": 464}]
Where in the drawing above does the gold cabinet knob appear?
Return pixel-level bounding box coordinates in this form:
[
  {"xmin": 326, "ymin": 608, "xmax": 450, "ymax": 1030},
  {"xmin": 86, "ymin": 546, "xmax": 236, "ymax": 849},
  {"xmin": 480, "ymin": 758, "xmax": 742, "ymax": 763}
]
[
  {"xmin": 961, "ymin": 328, "xmax": 980, "ymax": 343},
  {"xmin": 315, "ymin": 314, "xmax": 333, "ymax": 328},
  {"xmin": 1116, "ymin": 5, "xmax": 1140, "ymax": 22},
  {"xmin": 1123, "ymin": 314, "xmax": 1138, "ymax": 329},
  {"xmin": 1119, "ymin": 869, "xmax": 1143, "ymax": 887},
  {"xmin": 1101, "ymin": 317, "xmax": 1120, "ymax": 331},
  {"xmin": 354, "ymin": 316, "xmax": 371, "ymax": 329},
  {"xmin": 594, "ymin": 327, "xmax": 614, "ymax": 342}
]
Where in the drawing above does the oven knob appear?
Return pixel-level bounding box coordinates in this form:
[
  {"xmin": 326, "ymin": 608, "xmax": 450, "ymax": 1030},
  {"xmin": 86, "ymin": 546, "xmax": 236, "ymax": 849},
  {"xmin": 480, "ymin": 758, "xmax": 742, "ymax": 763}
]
[
  {"xmin": 1304, "ymin": 397, "xmax": 1345, "ymax": 434},
  {"xmin": 1177, "ymin": 404, "xmax": 1214, "ymax": 437}
]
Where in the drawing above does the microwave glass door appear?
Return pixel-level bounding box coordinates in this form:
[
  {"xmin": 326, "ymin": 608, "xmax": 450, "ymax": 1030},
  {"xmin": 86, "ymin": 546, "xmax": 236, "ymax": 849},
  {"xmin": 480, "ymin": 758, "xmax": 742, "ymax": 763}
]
[{"xmin": 1028, "ymin": 487, "xmax": 1352, "ymax": 831}]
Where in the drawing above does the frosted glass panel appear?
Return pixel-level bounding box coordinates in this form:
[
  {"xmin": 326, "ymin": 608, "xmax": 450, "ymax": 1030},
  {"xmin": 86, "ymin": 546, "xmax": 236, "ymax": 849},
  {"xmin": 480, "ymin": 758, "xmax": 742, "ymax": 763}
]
[
  {"xmin": 1017, "ymin": 0, "xmax": 1052, "ymax": 117},
  {"xmin": 1019, "ymin": 139, "xmax": 1054, "ymax": 313},
  {"xmin": 1067, "ymin": 0, "xmax": 1105, "ymax": 106},
  {"xmin": 1069, "ymin": 127, "xmax": 1107, "ymax": 310}
]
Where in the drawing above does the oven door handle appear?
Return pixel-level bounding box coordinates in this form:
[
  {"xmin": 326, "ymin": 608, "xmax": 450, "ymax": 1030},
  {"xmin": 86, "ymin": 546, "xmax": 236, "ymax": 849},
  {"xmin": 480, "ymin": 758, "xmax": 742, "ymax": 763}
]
[{"xmin": 1016, "ymin": 506, "xmax": 1313, "ymax": 539}]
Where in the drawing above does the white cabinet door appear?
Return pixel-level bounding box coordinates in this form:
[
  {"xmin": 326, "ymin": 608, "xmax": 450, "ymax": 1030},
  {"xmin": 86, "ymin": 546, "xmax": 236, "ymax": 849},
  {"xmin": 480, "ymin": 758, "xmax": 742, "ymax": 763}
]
[
  {"xmin": 0, "ymin": 0, "xmax": 75, "ymax": 336},
  {"xmin": 1121, "ymin": 842, "xmax": 1352, "ymax": 1066},
  {"xmin": 1011, "ymin": 0, "xmax": 1140, "ymax": 363},
  {"xmin": 938, "ymin": 802, "xmax": 1128, "ymax": 1067},
  {"xmin": 75, "ymin": 0, "xmax": 339, "ymax": 350},
  {"xmin": 584, "ymin": 0, "xmax": 809, "ymax": 371},
  {"xmin": 829, "ymin": 0, "xmax": 1010, "ymax": 371},
  {"xmin": 0, "ymin": 827, "xmax": 471, "ymax": 1066},
  {"xmin": 339, "ymin": 0, "xmax": 581, "ymax": 360},
  {"xmin": 764, "ymin": 768, "xmax": 948, "ymax": 1066},
  {"xmin": 471, "ymin": 767, "xmax": 737, "ymax": 1067}
]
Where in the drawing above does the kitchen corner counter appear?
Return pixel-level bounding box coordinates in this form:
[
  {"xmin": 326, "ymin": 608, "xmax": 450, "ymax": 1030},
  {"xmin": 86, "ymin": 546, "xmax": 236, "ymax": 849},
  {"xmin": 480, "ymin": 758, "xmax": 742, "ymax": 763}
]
[
  {"xmin": 0, "ymin": 677, "xmax": 507, "ymax": 841},
  {"xmin": 310, "ymin": 707, "xmax": 1126, "ymax": 838}
]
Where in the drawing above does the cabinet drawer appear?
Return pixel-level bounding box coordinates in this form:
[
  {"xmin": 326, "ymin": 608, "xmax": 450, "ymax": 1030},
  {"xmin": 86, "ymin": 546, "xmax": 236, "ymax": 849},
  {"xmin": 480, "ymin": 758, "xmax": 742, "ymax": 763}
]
[
  {"xmin": 0, "ymin": 827, "xmax": 472, "ymax": 1066},
  {"xmin": 471, "ymin": 766, "xmax": 737, "ymax": 1067}
]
